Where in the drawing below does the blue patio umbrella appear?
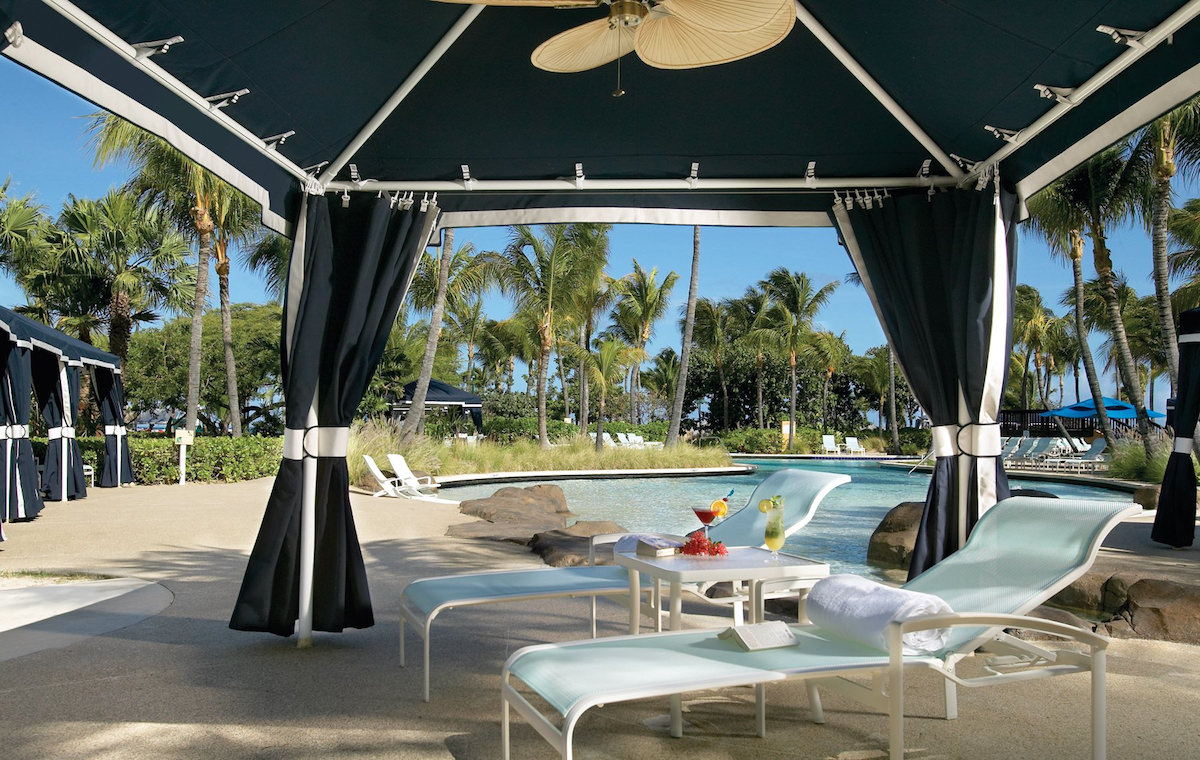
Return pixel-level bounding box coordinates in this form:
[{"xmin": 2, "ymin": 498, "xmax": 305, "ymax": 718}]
[{"xmin": 1041, "ymin": 397, "xmax": 1164, "ymax": 420}]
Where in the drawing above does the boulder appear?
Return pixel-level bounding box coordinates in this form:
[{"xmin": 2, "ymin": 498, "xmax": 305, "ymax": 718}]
[
  {"xmin": 1004, "ymin": 604, "xmax": 1093, "ymax": 641},
  {"xmin": 1050, "ymin": 570, "xmax": 1108, "ymax": 614},
  {"xmin": 450, "ymin": 483, "xmax": 573, "ymax": 543},
  {"xmin": 529, "ymin": 521, "xmax": 629, "ymax": 567},
  {"xmin": 866, "ymin": 501, "xmax": 924, "ymax": 571},
  {"xmin": 1132, "ymin": 486, "xmax": 1160, "ymax": 510},
  {"xmin": 1112, "ymin": 578, "xmax": 1200, "ymax": 644}
]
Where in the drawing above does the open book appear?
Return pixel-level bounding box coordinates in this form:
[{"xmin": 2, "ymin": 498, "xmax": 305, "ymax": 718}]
[{"xmin": 717, "ymin": 620, "xmax": 798, "ymax": 651}]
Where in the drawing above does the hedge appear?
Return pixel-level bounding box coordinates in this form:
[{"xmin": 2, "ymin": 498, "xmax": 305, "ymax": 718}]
[{"xmin": 32, "ymin": 435, "xmax": 283, "ymax": 485}]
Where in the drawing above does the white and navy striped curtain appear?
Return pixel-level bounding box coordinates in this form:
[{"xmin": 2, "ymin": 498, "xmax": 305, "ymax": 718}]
[
  {"xmin": 1153, "ymin": 308, "xmax": 1200, "ymax": 548},
  {"xmin": 230, "ymin": 192, "xmax": 437, "ymax": 638},
  {"xmin": 90, "ymin": 366, "xmax": 134, "ymax": 487},
  {"xmin": 832, "ymin": 184, "xmax": 1018, "ymax": 579},
  {"xmin": 32, "ymin": 350, "xmax": 86, "ymax": 501}
]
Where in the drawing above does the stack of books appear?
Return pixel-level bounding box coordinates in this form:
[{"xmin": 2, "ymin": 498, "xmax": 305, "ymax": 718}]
[{"xmin": 635, "ymin": 536, "xmax": 683, "ymax": 557}]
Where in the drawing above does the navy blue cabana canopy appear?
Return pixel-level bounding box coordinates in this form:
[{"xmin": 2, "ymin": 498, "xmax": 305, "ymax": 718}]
[
  {"xmin": 398, "ymin": 379, "xmax": 483, "ymax": 433},
  {"xmin": 6, "ymin": 0, "xmax": 1196, "ymax": 640}
]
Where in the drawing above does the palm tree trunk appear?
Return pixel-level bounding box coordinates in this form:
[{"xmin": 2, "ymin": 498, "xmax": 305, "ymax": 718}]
[
  {"xmin": 1073, "ymin": 360, "xmax": 1081, "ymax": 402},
  {"xmin": 888, "ymin": 346, "xmax": 900, "ymax": 454},
  {"xmin": 756, "ymin": 353, "xmax": 764, "ymax": 429},
  {"xmin": 595, "ymin": 395, "xmax": 605, "ymax": 452},
  {"xmin": 1070, "ymin": 238, "xmax": 1113, "ymax": 447},
  {"xmin": 717, "ymin": 362, "xmax": 729, "ymax": 430},
  {"xmin": 217, "ymin": 255, "xmax": 242, "ymax": 436},
  {"xmin": 185, "ymin": 209, "xmax": 213, "ymax": 433},
  {"xmin": 401, "ymin": 228, "xmax": 453, "ymax": 443},
  {"xmin": 1151, "ymin": 134, "xmax": 1180, "ymax": 389},
  {"xmin": 578, "ymin": 327, "xmax": 590, "ymax": 430},
  {"xmin": 108, "ymin": 290, "xmax": 133, "ymax": 363},
  {"xmin": 1090, "ymin": 228, "xmax": 1154, "ymax": 456},
  {"xmin": 666, "ymin": 225, "xmax": 700, "ymax": 446},
  {"xmin": 556, "ymin": 346, "xmax": 571, "ymax": 422},
  {"xmin": 536, "ymin": 344, "xmax": 551, "ymax": 449},
  {"xmin": 821, "ymin": 373, "xmax": 830, "ymax": 434},
  {"xmin": 788, "ymin": 357, "xmax": 798, "ymax": 451}
]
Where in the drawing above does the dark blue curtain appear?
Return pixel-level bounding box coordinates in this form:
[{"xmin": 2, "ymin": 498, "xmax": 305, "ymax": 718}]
[
  {"xmin": 231, "ymin": 193, "xmax": 437, "ymax": 635},
  {"xmin": 832, "ymin": 186, "xmax": 1018, "ymax": 579},
  {"xmin": 91, "ymin": 367, "xmax": 135, "ymax": 487},
  {"xmin": 1153, "ymin": 308, "xmax": 1200, "ymax": 548},
  {"xmin": 1, "ymin": 337, "xmax": 44, "ymax": 523},
  {"xmin": 32, "ymin": 351, "xmax": 86, "ymax": 501}
]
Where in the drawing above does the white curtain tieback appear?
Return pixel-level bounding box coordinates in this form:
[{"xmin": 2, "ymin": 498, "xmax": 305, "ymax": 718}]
[
  {"xmin": 48, "ymin": 426, "xmax": 76, "ymax": 440},
  {"xmin": 959, "ymin": 423, "xmax": 1002, "ymax": 457},
  {"xmin": 103, "ymin": 425, "xmax": 128, "ymax": 436},
  {"xmin": 0, "ymin": 424, "xmax": 28, "ymax": 440},
  {"xmin": 283, "ymin": 426, "xmax": 350, "ymax": 459},
  {"xmin": 931, "ymin": 425, "xmax": 958, "ymax": 457},
  {"xmin": 1173, "ymin": 436, "xmax": 1194, "ymax": 454}
]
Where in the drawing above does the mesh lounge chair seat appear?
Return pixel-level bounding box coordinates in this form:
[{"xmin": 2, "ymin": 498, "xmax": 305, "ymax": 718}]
[
  {"xmin": 399, "ymin": 468, "xmax": 850, "ymax": 700},
  {"xmin": 502, "ymin": 496, "xmax": 1138, "ymax": 760},
  {"xmin": 843, "ymin": 436, "xmax": 867, "ymax": 455},
  {"xmin": 820, "ymin": 435, "xmax": 842, "ymax": 455}
]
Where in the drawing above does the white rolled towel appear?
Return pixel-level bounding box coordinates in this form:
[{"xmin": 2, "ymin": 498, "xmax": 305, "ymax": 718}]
[{"xmin": 806, "ymin": 574, "xmax": 953, "ymax": 655}]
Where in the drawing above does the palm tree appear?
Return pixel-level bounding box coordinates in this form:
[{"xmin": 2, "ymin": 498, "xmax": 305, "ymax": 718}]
[
  {"xmin": 641, "ymin": 347, "xmax": 679, "ymax": 420},
  {"xmin": 52, "ymin": 190, "xmax": 193, "ymax": 361},
  {"xmin": 728, "ymin": 287, "xmax": 775, "ymax": 428},
  {"xmin": 691, "ymin": 297, "xmax": 732, "ymax": 430},
  {"xmin": 666, "ymin": 226, "xmax": 701, "ymax": 447},
  {"xmin": 806, "ymin": 329, "xmax": 851, "ymax": 434},
  {"xmin": 566, "ymin": 337, "xmax": 639, "ymax": 451},
  {"xmin": 612, "ymin": 260, "xmax": 678, "ymax": 424},
  {"xmin": 1133, "ymin": 96, "xmax": 1200, "ymax": 389},
  {"xmin": 485, "ymin": 225, "xmax": 586, "ymax": 448},
  {"xmin": 760, "ymin": 268, "xmax": 838, "ymax": 450},
  {"xmin": 241, "ymin": 231, "xmax": 290, "ymax": 303},
  {"xmin": 89, "ymin": 113, "xmax": 250, "ymax": 435},
  {"xmin": 1028, "ymin": 178, "xmax": 1116, "ymax": 447},
  {"xmin": 1168, "ymin": 198, "xmax": 1200, "ymax": 313},
  {"xmin": 401, "ymin": 229, "xmax": 485, "ymax": 441},
  {"xmin": 0, "ymin": 181, "xmax": 49, "ymax": 270},
  {"xmin": 563, "ymin": 223, "xmax": 613, "ymax": 430},
  {"xmin": 445, "ymin": 294, "xmax": 487, "ymax": 392},
  {"xmin": 856, "ymin": 346, "xmax": 892, "ymax": 432}
]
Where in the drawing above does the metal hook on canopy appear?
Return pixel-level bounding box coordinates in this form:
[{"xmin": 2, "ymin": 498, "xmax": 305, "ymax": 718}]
[{"xmin": 341, "ymin": 190, "xmax": 350, "ymax": 208}]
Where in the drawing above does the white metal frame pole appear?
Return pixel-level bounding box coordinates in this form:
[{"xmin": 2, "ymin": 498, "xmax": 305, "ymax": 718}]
[
  {"xmin": 58, "ymin": 362, "xmax": 70, "ymax": 501},
  {"xmin": 297, "ymin": 395, "xmax": 318, "ymax": 648},
  {"xmin": 317, "ymin": 5, "xmax": 483, "ymax": 185}
]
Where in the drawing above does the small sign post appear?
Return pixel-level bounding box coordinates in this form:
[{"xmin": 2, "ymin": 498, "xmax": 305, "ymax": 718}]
[{"xmin": 175, "ymin": 429, "xmax": 194, "ymax": 485}]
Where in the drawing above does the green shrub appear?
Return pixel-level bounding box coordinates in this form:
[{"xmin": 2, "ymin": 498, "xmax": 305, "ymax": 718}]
[
  {"xmin": 484, "ymin": 416, "xmax": 577, "ymax": 444},
  {"xmin": 720, "ymin": 428, "xmax": 782, "ymax": 453},
  {"xmin": 1107, "ymin": 439, "xmax": 1171, "ymax": 483},
  {"xmin": 34, "ymin": 435, "xmax": 283, "ymax": 485}
]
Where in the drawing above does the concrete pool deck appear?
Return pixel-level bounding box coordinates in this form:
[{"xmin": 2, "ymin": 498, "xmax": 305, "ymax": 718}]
[{"xmin": 0, "ymin": 477, "xmax": 1197, "ymax": 759}]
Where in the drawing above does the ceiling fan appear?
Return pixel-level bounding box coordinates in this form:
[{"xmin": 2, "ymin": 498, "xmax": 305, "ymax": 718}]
[{"xmin": 433, "ymin": 0, "xmax": 796, "ymax": 72}]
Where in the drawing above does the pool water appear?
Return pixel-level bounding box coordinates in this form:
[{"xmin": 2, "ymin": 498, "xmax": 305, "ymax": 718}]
[{"xmin": 442, "ymin": 459, "xmax": 1131, "ymax": 578}]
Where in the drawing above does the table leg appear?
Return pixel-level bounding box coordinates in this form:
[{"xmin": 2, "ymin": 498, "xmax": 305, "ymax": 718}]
[
  {"xmin": 669, "ymin": 581, "xmax": 682, "ymax": 631},
  {"xmin": 749, "ymin": 580, "xmax": 762, "ymax": 624},
  {"xmin": 627, "ymin": 568, "xmax": 640, "ymax": 635}
]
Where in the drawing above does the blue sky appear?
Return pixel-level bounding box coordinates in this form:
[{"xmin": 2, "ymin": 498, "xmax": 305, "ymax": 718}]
[{"xmin": 1, "ymin": 56, "xmax": 1190, "ymax": 412}]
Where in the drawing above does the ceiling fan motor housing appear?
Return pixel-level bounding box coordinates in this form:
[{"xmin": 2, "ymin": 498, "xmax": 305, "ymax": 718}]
[{"xmin": 609, "ymin": 0, "xmax": 649, "ymax": 29}]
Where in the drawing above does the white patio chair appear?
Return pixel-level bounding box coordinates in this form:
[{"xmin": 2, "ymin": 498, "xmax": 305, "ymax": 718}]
[
  {"xmin": 502, "ymin": 497, "xmax": 1138, "ymax": 760},
  {"xmin": 820, "ymin": 434, "xmax": 841, "ymax": 455},
  {"xmin": 843, "ymin": 436, "xmax": 867, "ymax": 455}
]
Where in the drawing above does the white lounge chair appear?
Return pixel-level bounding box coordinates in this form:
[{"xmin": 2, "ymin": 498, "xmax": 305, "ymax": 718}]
[
  {"xmin": 386, "ymin": 453, "xmax": 439, "ymax": 493},
  {"xmin": 843, "ymin": 436, "xmax": 867, "ymax": 455},
  {"xmin": 363, "ymin": 454, "xmax": 457, "ymax": 504},
  {"xmin": 398, "ymin": 468, "xmax": 850, "ymax": 700},
  {"xmin": 820, "ymin": 434, "xmax": 841, "ymax": 455},
  {"xmin": 502, "ymin": 496, "xmax": 1138, "ymax": 760}
]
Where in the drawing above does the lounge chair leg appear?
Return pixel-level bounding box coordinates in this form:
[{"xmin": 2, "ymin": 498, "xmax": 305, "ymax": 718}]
[
  {"xmin": 888, "ymin": 670, "xmax": 904, "ymax": 760},
  {"xmin": 670, "ymin": 694, "xmax": 683, "ymax": 738},
  {"xmin": 399, "ymin": 619, "xmax": 406, "ymax": 666},
  {"xmin": 1093, "ymin": 648, "xmax": 1107, "ymax": 760},
  {"xmin": 806, "ymin": 682, "xmax": 825, "ymax": 724},
  {"xmin": 943, "ymin": 675, "xmax": 958, "ymax": 720},
  {"xmin": 423, "ymin": 634, "xmax": 432, "ymax": 702},
  {"xmin": 501, "ymin": 692, "xmax": 511, "ymax": 760},
  {"xmin": 755, "ymin": 683, "xmax": 767, "ymax": 737}
]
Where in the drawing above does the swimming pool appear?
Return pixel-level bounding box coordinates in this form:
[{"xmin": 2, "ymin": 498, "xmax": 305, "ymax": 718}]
[{"xmin": 442, "ymin": 459, "xmax": 1132, "ymax": 577}]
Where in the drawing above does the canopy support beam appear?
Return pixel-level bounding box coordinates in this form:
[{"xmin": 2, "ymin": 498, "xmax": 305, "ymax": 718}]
[
  {"xmin": 793, "ymin": 1, "xmax": 963, "ymax": 180},
  {"xmin": 326, "ymin": 174, "xmax": 958, "ymax": 193},
  {"xmin": 317, "ymin": 5, "xmax": 484, "ymax": 185},
  {"xmin": 977, "ymin": 0, "xmax": 1200, "ymax": 193}
]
